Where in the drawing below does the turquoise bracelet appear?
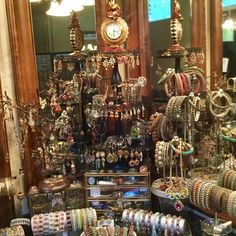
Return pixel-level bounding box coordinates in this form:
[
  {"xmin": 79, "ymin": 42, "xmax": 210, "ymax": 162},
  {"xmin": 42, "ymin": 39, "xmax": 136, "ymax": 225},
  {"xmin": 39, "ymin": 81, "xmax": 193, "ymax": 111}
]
[
  {"xmin": 222, "ymin": 134, "xmax": 236, "ymax": 143},
  {"xmin": 170, "ymin": 143, "xmax": 194, "ymax": 156}
]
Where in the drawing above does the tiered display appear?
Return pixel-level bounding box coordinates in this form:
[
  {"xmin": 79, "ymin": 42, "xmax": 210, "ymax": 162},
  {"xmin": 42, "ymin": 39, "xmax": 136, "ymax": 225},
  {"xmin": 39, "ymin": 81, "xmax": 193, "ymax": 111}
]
[{"xmin": 84, "ymin": 172, "xmax": 150, "ymax": 214}]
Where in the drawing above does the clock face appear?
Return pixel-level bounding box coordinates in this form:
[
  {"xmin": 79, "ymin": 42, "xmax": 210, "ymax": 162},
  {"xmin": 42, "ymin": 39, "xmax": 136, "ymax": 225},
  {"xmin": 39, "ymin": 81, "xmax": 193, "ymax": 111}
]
[
  {"xmin": 106, "ymin": 23, "xmax": 122, "ymax": 40},
  {"xmin": 101, "ymin": 17, "xmax": 129, "ymax": 47}
]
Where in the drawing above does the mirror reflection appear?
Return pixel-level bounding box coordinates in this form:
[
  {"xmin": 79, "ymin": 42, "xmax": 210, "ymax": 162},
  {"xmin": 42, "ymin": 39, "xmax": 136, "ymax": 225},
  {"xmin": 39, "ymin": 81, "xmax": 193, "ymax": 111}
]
[
  {"xmin": 148, "ymin": 0, "xmax": 192, "ymax": 102},
  {"xmin": 30, "ymin": 1, "xmax": 96, "ymax": 90},
  {"xmin": 222, "ymin": 0, "xmax": 236, "ymax": 78}
]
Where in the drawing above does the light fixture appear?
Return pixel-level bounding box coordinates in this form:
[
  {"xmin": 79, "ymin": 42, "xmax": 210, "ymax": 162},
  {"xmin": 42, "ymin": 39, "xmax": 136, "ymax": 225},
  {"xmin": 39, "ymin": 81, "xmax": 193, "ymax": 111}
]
[
  {"xmin": 46, "ymin": 1, "xmax": 71, "ymax": 16},
  {"xmin": 222, "ymin": 18, "xmax": 235, "ymax": 29},
  {"xmin": 222, "ymin": 11, "xmax": 235, "ymax": 29},
  {"xmin": 65, "ymin": 0, "xmax": 84, "ymax": 11},
  {"xmin": 81, "ymin": 0, "xmax": 95, "ymax": 6},
  {"xmin": 222, "ymin": 11, "xmax": 235, "ymax": 42},
  {"xmin": 46, "ymin": 0, "xmax": 84, "ymax": 16}
]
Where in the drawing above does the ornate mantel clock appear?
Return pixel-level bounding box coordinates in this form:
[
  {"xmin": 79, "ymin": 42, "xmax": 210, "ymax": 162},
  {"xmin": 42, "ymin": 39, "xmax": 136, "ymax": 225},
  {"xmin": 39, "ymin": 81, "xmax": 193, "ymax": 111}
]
[{"xmin": 101, "ymin": 0, "xmax": 129, "ymax": 49}]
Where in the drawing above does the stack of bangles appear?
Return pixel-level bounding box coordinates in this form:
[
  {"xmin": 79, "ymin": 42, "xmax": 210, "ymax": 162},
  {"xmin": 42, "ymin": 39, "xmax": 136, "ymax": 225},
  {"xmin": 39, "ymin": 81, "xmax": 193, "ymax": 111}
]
[
  {"xmin": 209, "ymin": 90, "xmax": 232, "ymax": 118},
  {"xmin": 187, "ymin": 179, "xmax": 236, "ymax": 216},
  {"xmin": 159, "ymin": 67, "xmax": 205, "ymax": 97},
  {"xmin": 149, "ymin": 112, "xmax": 176, "ymax": 142},
  {"xmin": 83, "ymin": 226, "xmax": 130, "ymax": 236},
  {"xmin": 164, "ymin": 72, "xmax": 192, "ymax": 97},
  {"xmin": 31, "ymin": 208, "xmax": 97, "ymax": 235},
  {"xmin": 165, "ymin": 96, "xmax": 188, "ymax": 122},
  {"xmin": 122, "ymin": 208, "xmax": 186, "ymax": 235},
  {"xmin": 154, "ymin": 141, "xmax": 170, "ymax": 172},
  {"xmin": 183, "ymin": 67, "xmax": 206, "ymax": 95},
  {"xmin": 0, "ymin": 225, "xmax": 25, "ymax": 236},
  {"xmin": 218, "ymin": 169, "xmax": 236, "ymax": 191}
]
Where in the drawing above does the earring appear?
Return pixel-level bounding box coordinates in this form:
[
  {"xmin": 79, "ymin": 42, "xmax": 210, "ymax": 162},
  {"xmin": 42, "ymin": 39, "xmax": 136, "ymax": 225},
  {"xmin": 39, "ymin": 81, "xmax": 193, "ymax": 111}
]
[
  {"xmin": 136, "ymin": 55, "xmax": 140, "ymax": 66},
  {"xmin": 130, "ymin": 54, "xmax": 135, "ymax": 69},
  {"xmin": 197, "ymin": 50, "xmax": 205, "ymax": 64},
  {"xmin": 189, "ymin": 52, "xmax": 197, "ymax": 65},
  {"xmin": 102, "ymin": 57, "xmax": 109, "ymax": 70},
  {"xmin": 109, "ymin": 55, "xmax": 116, "ymax": 68}
]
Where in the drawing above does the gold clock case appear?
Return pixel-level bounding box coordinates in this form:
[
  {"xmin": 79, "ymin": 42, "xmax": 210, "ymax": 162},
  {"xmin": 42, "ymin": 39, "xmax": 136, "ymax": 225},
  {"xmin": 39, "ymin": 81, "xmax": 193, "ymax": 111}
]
[{"xmin": 101, "ymin": 17, "xmax": 129, "ymax": 47}]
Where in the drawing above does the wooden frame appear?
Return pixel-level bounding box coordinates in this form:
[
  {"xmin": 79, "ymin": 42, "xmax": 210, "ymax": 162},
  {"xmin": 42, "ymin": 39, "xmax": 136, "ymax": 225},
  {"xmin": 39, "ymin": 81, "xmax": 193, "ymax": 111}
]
[
  {"xmin": 5, "ymin": 0, "xmax": 41, "ymax": 191},
  {"xmin": 2, "ymin": 0, "xmax": 223, "ymax": 226},
  {"xmin": 210, "ymin": 0, "xmax": 222, "ymax": 89}
]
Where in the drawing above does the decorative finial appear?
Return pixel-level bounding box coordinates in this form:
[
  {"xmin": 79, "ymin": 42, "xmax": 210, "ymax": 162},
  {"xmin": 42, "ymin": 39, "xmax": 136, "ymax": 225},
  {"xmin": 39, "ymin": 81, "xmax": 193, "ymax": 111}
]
[
  {"xmin": 107, "ymin": 0, "xmax": 122, "ymax": 19},
  {"xmin": 172, "ymin": 0, "xmax": 183, "ymax": 21}
]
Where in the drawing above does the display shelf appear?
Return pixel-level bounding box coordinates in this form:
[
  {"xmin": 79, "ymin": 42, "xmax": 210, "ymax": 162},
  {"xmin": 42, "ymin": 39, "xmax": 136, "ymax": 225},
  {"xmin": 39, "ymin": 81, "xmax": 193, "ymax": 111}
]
[
  {"xmin": 84, "ymin": 172, "xmax": 151, "ymax": 215},
  {"xmin": 87, "ymin": 197, "xmax": 150, "ymax": 201}
]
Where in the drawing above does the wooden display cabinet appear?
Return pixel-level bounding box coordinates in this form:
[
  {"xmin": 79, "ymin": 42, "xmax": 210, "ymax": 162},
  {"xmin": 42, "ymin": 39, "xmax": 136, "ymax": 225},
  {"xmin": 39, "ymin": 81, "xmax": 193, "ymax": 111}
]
[
  {"xmin": 84, "ymin": 171, "xmax": 151, "ymax": 216},
  {"xmin": 28, "ymin": 184, "xmax": 85, "ymax": 216}
]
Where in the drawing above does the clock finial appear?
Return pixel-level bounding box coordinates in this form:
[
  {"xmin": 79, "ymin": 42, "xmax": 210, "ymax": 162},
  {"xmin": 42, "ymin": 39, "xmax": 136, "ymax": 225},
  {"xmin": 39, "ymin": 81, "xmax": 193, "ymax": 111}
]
[{"xmin": 107, "ymin": 0, "xmax": 122, "ymax": 19}]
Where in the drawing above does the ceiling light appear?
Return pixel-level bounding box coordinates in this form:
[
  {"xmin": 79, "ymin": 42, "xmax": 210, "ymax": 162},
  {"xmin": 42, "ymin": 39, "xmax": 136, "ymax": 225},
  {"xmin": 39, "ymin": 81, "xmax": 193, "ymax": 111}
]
[
  {"xmin": 222, "ymin": 18, "xmax": 235, "ymax": 29},
  {"xmin": 81, "ymin": 0, "xmax": 95, "ymax": 6},
  {"xmin": 65, "ymin": 0, "xmax": 84, "ymax": 11},
  {"xmin": 46, "ymin": 1, "xmax": 71, "ymax": 16}
]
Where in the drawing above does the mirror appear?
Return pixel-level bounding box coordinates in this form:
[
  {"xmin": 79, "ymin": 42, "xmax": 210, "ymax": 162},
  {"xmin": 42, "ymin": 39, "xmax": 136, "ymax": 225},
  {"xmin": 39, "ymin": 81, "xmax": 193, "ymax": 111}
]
[
  {"xmin": 30, "ymin": 1, "xmax": 97, "ymax": 91},
  {"xmin": 148, "ymin": 0, "xmax": 193, "ymax": 101},
  {"xmin": 222, "ymin": 1, "xmax": 236, "ymax": 78}
]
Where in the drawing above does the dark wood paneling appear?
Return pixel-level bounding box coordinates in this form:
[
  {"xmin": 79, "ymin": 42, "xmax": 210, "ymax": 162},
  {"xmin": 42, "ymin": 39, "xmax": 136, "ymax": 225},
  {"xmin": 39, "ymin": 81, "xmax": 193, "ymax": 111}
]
[
  {"xmin": 5, "ymin": 0, "xmax": 41, "ymax": 191},
  {"xmin": 191, "ymin": 0, "xmax": 206, "ymax": 73},
  {"xmin": 0, "ymin": 76, "xmax": 15, "ymax": 227},
  {"xmin": 210, "ymin": 0, "xmax": 222, "ymax": 89}
]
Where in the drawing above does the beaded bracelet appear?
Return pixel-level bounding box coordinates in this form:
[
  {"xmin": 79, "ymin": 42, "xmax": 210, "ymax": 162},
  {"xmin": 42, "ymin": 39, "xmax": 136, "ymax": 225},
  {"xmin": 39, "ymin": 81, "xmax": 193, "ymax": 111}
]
[
  {"xmin": 221, "ymin": 189, "xmax": 232, "ymax": 213},
  {"xmin": 218, "ymin": 169, "xmax": 229, "ymax": 187},
  {"xmin": 10, "ymin": 218, "xmax": 30, "ymax": 227},
  {"xmin": 227, "ymin": 191, "xmax": 236, "ymax": 217},
  {"xmin": 155, "ymin": 213, "xmax": 163, "ymax": 235},
  {"xmin": 230, "ymin": 173, "xmax": 236, "ymax": 191},
  {"xmin": 65, "ymin": 210, "xmax": 72, "ymax": 231},
  {"xmin": 175, "ymin": 216, "xmax": 181, "ymax": 235},
  {"xmin": 134, "ymin": 209, "xmax": 142, "ymax": 232},
  {"xmin": 71, "ymin": 209, "xmax": 78, "ymax": 231}
]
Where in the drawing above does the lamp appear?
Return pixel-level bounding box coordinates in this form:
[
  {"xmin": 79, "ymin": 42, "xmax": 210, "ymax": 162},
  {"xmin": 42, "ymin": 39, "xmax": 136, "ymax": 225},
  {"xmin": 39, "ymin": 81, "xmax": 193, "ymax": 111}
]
[
  {"xmin": 81, "ymin": 0, "xmax": 95, "ymax": 6},
  {"xmin": 46, "ymin": 1, "xmax": 71, "ymax": 16},
  {"xmin": 64, "ymin": 0, "xmax": 84, "ymax": 11},
  {"xmin": 46, "ymin": 0, "xmax": 84, "ymax": 17},
  {"xmin": 222, "ymin": 11, "xmax": 235, "ymax": 42}
]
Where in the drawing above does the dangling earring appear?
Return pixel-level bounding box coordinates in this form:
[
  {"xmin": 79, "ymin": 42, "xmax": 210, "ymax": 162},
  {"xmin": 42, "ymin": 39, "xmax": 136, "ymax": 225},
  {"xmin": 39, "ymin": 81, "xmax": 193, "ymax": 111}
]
[{"xmin": 136, "ymin": 55, "xmax": 140, "ymax": 66}]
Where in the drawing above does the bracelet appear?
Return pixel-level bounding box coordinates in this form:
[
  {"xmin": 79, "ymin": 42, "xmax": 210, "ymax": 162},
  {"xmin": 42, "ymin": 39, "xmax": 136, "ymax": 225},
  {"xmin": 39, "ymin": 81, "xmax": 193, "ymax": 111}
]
[
  {"xmin": 71, "ymin": 209, "xmax": 77, "ymax": 231},
  {"xmin": 227, "ymin": 191, "xmax": 236, "ymax": 217},
  {"xmin": 65, "ymin": 210, "xmax": 72, "ymax": 231},
  {"xmin": 179, "ymin": 73, "xmax": 189, "ymax": 95},
  {"xmin": 170, "ymin": 137, "xmax": 194, "ymax": 156},
  {"xmin": 221, "ymin": 189, "xmax": 232, "ymax": 213},
  {"xmin": 175, "ymin": 73, "xmax": 184, "ymax": 95},
  {"xmin": 134, "ymin": 210, "xmax": 143, "ymax": 232},
  {"xmin": 222, "ymin": 134, "xmax": 236, "ymax": 142},
  {"xmin": 10, "ymin": 218, "xmax": 30, "ymax": 227}
]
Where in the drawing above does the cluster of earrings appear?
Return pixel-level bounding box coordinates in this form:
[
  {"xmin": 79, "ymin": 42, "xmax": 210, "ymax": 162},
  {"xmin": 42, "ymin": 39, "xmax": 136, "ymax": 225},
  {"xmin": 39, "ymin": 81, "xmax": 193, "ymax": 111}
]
[{"xmin": 83, "ymin": 148, "xmax": 144, "ymax": 170}]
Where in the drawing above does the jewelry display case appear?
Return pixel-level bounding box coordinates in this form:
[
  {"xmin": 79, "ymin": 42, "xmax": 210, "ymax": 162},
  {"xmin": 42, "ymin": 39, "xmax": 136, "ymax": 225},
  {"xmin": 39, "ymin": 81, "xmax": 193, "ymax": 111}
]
[
  {"xmin": 84, "ymin": 171, "xmax": 151, "ymax": 216},
  {"xmin": 28, "ymin": 183, "xmax": 84, "ymax": 216}
]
